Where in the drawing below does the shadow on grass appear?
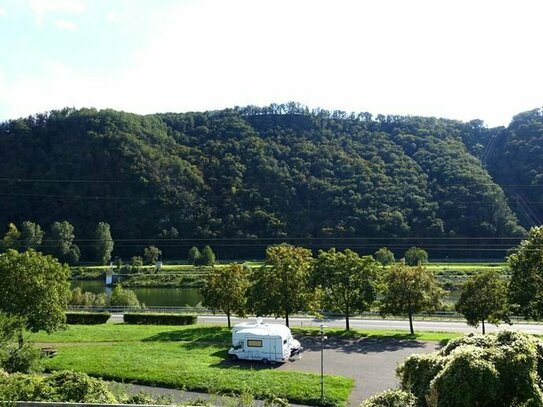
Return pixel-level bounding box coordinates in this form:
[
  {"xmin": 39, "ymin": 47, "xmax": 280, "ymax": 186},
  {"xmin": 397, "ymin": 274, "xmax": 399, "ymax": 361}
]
[
  {"xmin": 209, "ymin": 350, "xmax": 282, "ymax": 370},
  {"xmin": 142, "ymin": 326, "xmax": 230, "ymax": 343}
]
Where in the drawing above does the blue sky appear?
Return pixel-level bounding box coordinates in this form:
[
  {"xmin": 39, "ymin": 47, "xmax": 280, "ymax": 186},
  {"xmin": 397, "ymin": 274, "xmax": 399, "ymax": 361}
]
[{"xmin": 1, "ymin": 0, "xmax": 542, "ymax": 126}]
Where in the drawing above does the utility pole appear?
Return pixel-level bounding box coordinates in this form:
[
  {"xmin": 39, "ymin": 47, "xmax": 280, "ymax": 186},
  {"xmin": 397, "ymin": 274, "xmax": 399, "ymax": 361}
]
[{"xmin": 320, "ymin": 324, "xmax": 327, "ymax": 402}]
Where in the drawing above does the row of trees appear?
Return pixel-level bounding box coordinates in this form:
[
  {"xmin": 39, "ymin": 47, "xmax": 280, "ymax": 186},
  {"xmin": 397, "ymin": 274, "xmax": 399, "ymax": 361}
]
[
  {"xmin": 1, "ymin": 221, "xmax": 113, "ymax": 265},
  {"xmin": 1, "ymin": 221, "xmax": 222, "ymax": 267},
  {"xmin": 202, "ymin": 232, "xmax": 543, "ymax": 334},
  {"xmin": 201, "ymin": 244, "xmax": 439, "ymax": 331}
]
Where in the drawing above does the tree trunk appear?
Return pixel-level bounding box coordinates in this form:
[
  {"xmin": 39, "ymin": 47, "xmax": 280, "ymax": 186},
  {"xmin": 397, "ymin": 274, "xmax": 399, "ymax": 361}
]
[
  {"xmin": 408, "ymin": 308, "xmax": 414, "ymax": 335},
  {"xmin": 18, "ymin": 332, "xmax": 24, "ymax": 348},
  {"xmin": 482, "ymin": 319, "xmax": 486, "ymax": 335},
  {"xmin": 227, "ymin": 312, "xmax": 231, "ymax": 329},
  {"xmin": 285, "ymin": 310, "xmax": 289, "ymax": 327},
  {"xmin": 345, "ymin": 313, "xmax": 350, "ymax": 331}
]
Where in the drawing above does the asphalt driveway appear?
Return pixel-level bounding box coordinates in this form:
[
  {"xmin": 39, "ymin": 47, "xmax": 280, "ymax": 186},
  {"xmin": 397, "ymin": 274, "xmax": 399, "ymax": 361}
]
[{"xmin": 279, "ymin": 336, "xmax": 441, "ymax": 406}]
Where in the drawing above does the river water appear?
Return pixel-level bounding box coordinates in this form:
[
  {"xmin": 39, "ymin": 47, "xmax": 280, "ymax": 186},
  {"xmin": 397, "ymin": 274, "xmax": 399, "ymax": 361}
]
[{"xmin": 71, "ymin": 280, "xmax": 203, "ymax": 307}]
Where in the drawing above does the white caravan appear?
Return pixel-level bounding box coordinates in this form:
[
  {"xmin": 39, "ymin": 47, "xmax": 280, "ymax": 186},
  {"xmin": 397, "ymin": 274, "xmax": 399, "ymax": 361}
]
[{"xmin": 228, "ymin": 319, "xmax": 303, "ymax": 363}]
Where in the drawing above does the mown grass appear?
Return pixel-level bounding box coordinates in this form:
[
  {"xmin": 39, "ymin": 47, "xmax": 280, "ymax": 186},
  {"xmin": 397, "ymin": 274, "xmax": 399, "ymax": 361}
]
[
  {"xmin": 30, "ymin": 324, "xmax": 459, "ymax": 345},
  {"xmin": 30, "ymin": 324, "xmax": 353, "ymax": 406}
]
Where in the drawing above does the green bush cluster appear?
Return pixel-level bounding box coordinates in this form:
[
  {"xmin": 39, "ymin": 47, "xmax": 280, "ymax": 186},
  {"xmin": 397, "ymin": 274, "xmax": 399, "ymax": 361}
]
[
  {"xmin": 360, "ymin": 389, "xmax": 417, "ymax": 407},
  {"xmin": 395, "ymin": 330, "xmax": 543, "ymax": 407},
  {"xmin": 123, "ymin": 313, "xmax": 197, "ymax": 325},
  {"xmin": 70, "ymin": 287, "xmax": 107, "ymax": 306},
  {"xmin": 0, "ymin": 370, "xmax": 170, "ymax": 403},
  {"xmin": 65, "ymin": 312, "xmax": 111, "ymax": 325},
  {"xmin": 110, "ymin": 284, "xmax": 141, "ymax": 307}
]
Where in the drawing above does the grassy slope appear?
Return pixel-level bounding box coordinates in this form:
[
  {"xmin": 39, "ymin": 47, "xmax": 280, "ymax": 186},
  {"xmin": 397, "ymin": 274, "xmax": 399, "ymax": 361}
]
[{"xmin": 30, "ymin": 324, "xmax": 353, "ymax": 406}]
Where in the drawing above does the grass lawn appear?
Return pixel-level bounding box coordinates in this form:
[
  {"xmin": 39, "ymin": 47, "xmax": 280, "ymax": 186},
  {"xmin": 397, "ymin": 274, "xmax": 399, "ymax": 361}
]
[
  {"xmin": 425, "ymin": 262, "xmax": 507, "ymax": 272},
  {"xmin": 30, "ymin": 324, "xmax": 353, "ymax": 406}
]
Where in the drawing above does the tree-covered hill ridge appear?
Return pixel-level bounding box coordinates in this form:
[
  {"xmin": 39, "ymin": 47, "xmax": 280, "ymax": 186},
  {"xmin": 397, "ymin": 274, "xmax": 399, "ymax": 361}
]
[{"xmin": 0, "ymin": 103, "xmax": 538, "ymax": 255}]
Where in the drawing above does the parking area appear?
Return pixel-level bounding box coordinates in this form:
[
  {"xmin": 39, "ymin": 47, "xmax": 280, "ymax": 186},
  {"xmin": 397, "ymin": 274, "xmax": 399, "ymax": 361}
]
[{"xmin": 279, "ymin": 336, "xmax": 441, "ymax": 406}]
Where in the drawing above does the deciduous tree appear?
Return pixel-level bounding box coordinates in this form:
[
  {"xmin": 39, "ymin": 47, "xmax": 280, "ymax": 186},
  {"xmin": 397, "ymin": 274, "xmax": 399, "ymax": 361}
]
[
  {"xmin": 455, "ymin": 270, "xmax": 509, "ymax": 334},
  {"xmin": 0, "ymin": 250, "xmax": 71, "ymax": 344},
  {"xmin": 313, "ymin": 248, "xmax": 379, "ymax": 330},
  {"xmin": 251, "ymin": 244, "xmax": 315, "ymax": 327},
  {"xmin": 20, "ymin": 221, "xmax": 44, "ymax": 251},
  {"xmin": 380, "ymin": 263, "xmax": 444, "ymax": 334},
  {"xmin": 200, "ymin": 263, "xmax": 250, "ymax": 328},
  {"xmin": 2, "ymin": 223, "xmax": 20, "ymax": 251},
  {"xmin": 187, "ymin": 246, "xmax": 201, "ymax": 265},
  {"xmin": 200, "ymin": 245, "xmax": 216, "ymax": 266},
  {"xmin": 509, "ymin": 226, "xmax": 543, "ymax": 319},
  {"xmin": 143, "ymin": 246, "xmax": 161, "ymax": 265},
  {"xmin": 374, "ymin": 247, "xmax": 395, "ymax": 267},
  {"xmin": 94, "ymin": 222, "xmax": 114, "ymax": 265},
  {"xmin": 404, "ymin": 246, "xmax": 428, "ymax": 266},
  {"xmin": 50, "ymin": 221, "xmax": 80, "ymax": 264}
]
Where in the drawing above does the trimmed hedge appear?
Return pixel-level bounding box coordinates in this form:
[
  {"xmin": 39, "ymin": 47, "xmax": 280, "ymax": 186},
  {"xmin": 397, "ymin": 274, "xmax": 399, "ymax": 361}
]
[
  {"xmin": 65, "ymin": 312, "xmax": 111, "ymax": 325},
  {"xmin": 123, "ymin": 313, "xmax": 197, "ymax": 325}
]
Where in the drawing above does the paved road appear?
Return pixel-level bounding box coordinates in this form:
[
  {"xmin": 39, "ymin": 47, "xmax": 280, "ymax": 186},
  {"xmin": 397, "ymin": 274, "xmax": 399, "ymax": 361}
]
[
  {"xmin": 110, "ymin": 313, "xmax": 543, "ymax": 334},
  {"xmin": 195, "ymin": 315, "xmax": 543, "ymax": 335}
]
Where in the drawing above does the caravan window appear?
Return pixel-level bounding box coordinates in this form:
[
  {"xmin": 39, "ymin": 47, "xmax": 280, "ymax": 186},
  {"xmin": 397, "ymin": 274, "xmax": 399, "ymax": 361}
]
[{"xmin": 247, "ymin": 339, "xmax": 263, "ymax": 347}]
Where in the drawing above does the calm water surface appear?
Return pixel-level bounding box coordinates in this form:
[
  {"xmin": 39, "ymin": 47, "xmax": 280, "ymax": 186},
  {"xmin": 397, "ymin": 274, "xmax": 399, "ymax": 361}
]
[{"xmin": 71, "ymin": 280, "xmax": 203, "ymax": 307}]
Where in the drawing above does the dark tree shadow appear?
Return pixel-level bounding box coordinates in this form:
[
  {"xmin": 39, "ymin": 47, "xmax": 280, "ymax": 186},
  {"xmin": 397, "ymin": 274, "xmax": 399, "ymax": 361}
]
[
  {"xmin": 142, "ymin": 326, "xmax": 230, "ymax": 343},
  {"xmin": 297, "ymin": 335, "xmax": 436, "ymax": 354},
  {"xmin": 210, "ymin": 354, "xmax": 284, "ymax": 370}
]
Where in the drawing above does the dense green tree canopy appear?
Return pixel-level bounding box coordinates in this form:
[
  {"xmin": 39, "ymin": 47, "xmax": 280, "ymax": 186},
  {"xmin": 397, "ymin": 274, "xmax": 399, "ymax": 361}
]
[
  {"xmin": 455, "ymin": 270, "xmax": 509, "ymax": 334},
  {"xmin": 94, "ymin": 222, "xmax": 114, "ymax": 265},
  {"xmin": 374, "ymin": 247, "xmax": 395, "ymax": 267},
  {"xmin": 20, "ymin": 221, "xmax": 44, "ymax": 251},
  {"xmin": 0, "ymin": 250, "xmax": 71, "ymax": 334},
  {"xmin": 404, "ymin": 247, "xmax": 428, "ymax": 266},
  {"xmin": 250, "ymin": 244, "xmax": 315, "ymax": 326},
  {"xmin": 200, "ymin": 263, "xmax": 250, "ymax": 328},
  {"xmin": 380, "ymin": 263, "xmax": 445, "ymax": 334},
  {"xmin": 312, "ymin": 248, "xmax": 379, "ymax": 330},
  {"xmin": 0, "ymin": 105, "xmax": 533, "ymax": 259},
  {"xmin": 508, "ymin": 226, "xmax": 543, "ymax": 319}
]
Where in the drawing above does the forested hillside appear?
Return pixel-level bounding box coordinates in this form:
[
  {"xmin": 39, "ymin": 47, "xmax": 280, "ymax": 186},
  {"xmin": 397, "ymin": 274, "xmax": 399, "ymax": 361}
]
[
  {"xmin": 0, "ymin": 104, "xmax": 535, "ymax": 259},
  {"xmin": 487, "ymin": 108, "xmax": 543, "ymax": 227}
]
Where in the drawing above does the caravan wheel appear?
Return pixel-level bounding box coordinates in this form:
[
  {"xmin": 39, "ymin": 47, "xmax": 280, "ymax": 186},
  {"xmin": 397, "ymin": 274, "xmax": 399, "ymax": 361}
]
[
  {"xmin": 230, "ymin": 354, "xmax": 238, "ymax": 362},
  {"xmin": 262, "ymin": 358, "xmax": 269, "ymax": 364}
]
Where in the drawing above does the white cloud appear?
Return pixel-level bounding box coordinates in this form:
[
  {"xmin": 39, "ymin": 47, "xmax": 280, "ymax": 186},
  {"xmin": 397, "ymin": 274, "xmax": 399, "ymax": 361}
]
[
  {"xmin": 54, "ymin": 18, "xmax": 76, "ymax": 31},
  {"xmin": 105, "ymin": 11, "xmax": 121, "ymax": 24},
  {"xmin": 0, "ymin": 8, "xmax": 6, "ymax": 17},
  {"xmin": 29, "ymin": 0, "xmax": 86, "ymax": 16},
  {"xmin": 2, "ymin": 0, "xmax": 543, "ymax": 126}
]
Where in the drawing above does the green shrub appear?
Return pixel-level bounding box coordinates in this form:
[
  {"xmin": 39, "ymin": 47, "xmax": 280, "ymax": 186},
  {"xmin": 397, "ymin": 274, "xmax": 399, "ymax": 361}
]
[
  {"xmin": 360, "ymin": 389, "xmax": 417, "ymax": 407},
  {"xmin": 65, "ymin": 312, "xmax": 111, "ymax": 325},
  {"xmin": 397, "ymin": 353, "xmax": 446, "ymax": 406},
  {"xmin": 397, "ymin": 330, "xmax": 543, "ymax": 407},
  {"xmin": 123, "ymin": 313, "xmax": 197, "ymax": 325},
  {"xmin": 2, "ymin": 345, "xmax": 43, "ymax": 374},
  {"xmin": 428, "ymin": 347, "xmax": 499, "ymax": 407},
  {"xmin": 46, "ymin": 371, "xmax": 117, "ymax": 403},
  {"xmin": 110, "ymin": 284, "xmax": 141, "ymax": 307},
  {"xmin": 118, "ymin": 390, "xmax": 173, "ymax": 405},
  {"xmin": 0, "ymin": 372, "xmax": 51, "ymax": 401}
]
